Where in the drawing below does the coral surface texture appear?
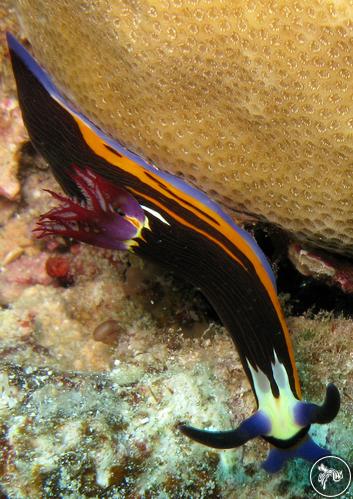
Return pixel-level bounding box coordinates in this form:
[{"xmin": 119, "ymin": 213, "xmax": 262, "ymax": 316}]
[{"xmin": 15, "ymin": 0, "xmax": 353, "ymax": 254}]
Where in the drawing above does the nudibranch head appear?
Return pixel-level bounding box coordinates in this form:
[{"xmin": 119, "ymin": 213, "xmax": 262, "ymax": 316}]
[{"xmin": 34, "ymin": 165, "xmax": 148, "ymax": 250}]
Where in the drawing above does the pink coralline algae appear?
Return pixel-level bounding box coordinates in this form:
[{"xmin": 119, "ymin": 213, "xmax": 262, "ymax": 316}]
[
  {"xmin": 45, "ymin": 255, "xmax": 71, "ymax": 283},
  {"xmin": 289, "ymin": 243, "xmax": 353, "ymax": 294},
  {"xmin": 8, "ymin": 253, "xmax": 52, "ymax": 285}
]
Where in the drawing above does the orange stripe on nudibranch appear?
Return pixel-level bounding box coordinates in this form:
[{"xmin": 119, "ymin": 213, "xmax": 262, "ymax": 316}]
[
  {"xmin": 71, "ymin": 113, "xmax": 301, "ymax": 398},
  {"xmin": 127, "ymin": 186, "xmax": 246, "ymax": 269}
]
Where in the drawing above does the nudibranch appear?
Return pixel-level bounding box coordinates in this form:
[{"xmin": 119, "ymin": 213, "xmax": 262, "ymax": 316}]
[{"xmin": 7, "ymin": 33, "xmax": 341, "ymax": 473}]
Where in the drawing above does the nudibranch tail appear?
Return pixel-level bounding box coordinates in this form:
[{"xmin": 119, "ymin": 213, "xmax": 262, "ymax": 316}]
[
  {"xmin": 179, "ymin": 411, "xmax": 271, "ymax": 449},
  {"xmin": 7, "ymin": 32, "xmax": 342, "ymax": 474},
  {"xmin": 180, "ymin": 383, "xmax": 340, "ymax": 471},
  {"xmin": 262, "ymin": 435, "xmax": 332, "ymax": 473},
  {"xmin": 34, "ymin": 165, "xmax": 147, "ymax": 250},
  {"xmin": 294, "ymin": 383, "xmax": 341, "ymax": 426}
]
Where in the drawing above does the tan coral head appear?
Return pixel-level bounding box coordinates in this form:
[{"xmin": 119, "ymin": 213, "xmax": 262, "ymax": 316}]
[{"xmin": 14, "ymin": 0, "xmax": 353, "ymax": 255}]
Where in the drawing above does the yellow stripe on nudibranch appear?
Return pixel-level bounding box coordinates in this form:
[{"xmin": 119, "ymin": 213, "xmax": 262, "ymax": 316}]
[
  {"xmin": 247, "ymin": 351, "xmax": 301, "ymax": 440},
  {"xmin": 124, "ymin": 214, "xmax": 150, "ymax": 249}
]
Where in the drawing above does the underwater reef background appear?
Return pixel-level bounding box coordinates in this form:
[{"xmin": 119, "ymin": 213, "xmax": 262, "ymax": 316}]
[{"xmin": 0, "ymin": 2, "xmax": 352, "ymax": 498}]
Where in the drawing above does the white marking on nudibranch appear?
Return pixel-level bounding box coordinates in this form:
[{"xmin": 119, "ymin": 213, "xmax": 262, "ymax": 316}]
[
  {"xmin": 141, "ymin": 205, "xmax": 170, "ymax": 225},
  {"xmin": 246, "ymin": 351, "xmax": 301, "ymax": 440}
]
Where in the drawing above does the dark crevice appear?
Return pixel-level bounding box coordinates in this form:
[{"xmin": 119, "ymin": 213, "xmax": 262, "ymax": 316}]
[{"xmin": 251, "ymin": 223, "xmax": 353, "ymax": 317}]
